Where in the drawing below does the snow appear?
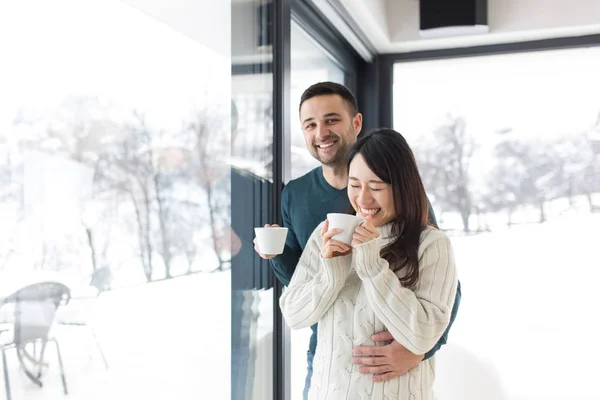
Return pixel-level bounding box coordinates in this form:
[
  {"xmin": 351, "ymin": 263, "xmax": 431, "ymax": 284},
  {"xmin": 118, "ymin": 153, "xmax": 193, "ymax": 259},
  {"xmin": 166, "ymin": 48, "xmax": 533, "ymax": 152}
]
[
  {"xmin": 1, "ymin": 272, "xmax": 232, "ymax": 400},
  {"xmin": 442, "ymin": 218, "xmax": 598, "ymax": 399}
]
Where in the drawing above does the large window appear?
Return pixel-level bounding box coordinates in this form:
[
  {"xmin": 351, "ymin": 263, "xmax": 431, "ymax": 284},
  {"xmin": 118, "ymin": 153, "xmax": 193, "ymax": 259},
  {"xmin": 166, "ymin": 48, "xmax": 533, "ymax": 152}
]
[
  {"xmin": 0, "ymin": 1, "xmax": 274, "ymax": 399},
  {"xmin": 394, "ymin": 47, "xmax": 600, "ymax": 400}
]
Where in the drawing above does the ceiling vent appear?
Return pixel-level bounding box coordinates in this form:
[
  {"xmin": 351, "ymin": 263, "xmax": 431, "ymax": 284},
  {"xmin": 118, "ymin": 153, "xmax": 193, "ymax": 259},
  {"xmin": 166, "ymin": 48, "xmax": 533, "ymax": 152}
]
[{"xmin": 419, "ymin": 0, "xmax": 488, "ymax": 39}]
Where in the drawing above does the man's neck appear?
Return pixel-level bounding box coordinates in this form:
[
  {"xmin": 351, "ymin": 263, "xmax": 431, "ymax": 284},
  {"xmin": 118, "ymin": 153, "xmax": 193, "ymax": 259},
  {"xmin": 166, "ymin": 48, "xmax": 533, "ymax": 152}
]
[{"xmin": 322, "ymin": 163, "xmax": 348, "ymax": 190}]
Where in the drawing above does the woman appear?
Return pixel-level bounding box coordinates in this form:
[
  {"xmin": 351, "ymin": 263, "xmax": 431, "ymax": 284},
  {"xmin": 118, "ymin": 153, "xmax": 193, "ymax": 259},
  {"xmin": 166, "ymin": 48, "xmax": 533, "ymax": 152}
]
[{"xmin": 279, "ymin": 128, "xmax": 458, "ymax": 399}]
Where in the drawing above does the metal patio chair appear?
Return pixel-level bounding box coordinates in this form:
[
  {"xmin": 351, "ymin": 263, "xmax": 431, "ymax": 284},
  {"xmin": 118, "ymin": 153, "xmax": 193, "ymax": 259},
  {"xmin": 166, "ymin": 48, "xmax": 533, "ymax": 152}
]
[{"xmin": 0, "ymin": 281, "xmax": 70, "ymax": 400}]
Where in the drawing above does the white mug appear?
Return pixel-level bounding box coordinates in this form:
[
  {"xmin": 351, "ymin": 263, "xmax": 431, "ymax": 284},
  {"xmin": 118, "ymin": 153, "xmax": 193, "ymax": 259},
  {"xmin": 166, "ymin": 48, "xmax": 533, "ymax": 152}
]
[
  {"xmin": 254, "ymin": 227, "xmax": 288, "ymax": 255},
  {"xmin": 326, "ymin": 213, "xmax": 365, "ymax": 245}
]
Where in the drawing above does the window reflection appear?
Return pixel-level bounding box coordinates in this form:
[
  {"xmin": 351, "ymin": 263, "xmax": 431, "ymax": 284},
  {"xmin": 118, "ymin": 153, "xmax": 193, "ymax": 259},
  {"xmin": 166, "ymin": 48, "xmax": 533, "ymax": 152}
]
[
  {"xmin": 394, "ymin": 47, "xmax": 600, "ymax": 400},
  {"xmin": 230, "ymin": 81, "xmax": 275, "ymax": 400},
  {"xmin": 230, "ymin": 1, "xmax": 276, "ymax": 399},
  {"xmin": 0, "ymin": 1, "xmax": 253, "ymax": 399}
]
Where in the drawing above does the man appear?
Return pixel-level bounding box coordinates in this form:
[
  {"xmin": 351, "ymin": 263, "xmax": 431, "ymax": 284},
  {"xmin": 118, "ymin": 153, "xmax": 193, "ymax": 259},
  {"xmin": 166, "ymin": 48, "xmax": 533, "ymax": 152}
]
[{"xmin": 255, "ymin": 82, "xmax": 461, "ymax": 399}]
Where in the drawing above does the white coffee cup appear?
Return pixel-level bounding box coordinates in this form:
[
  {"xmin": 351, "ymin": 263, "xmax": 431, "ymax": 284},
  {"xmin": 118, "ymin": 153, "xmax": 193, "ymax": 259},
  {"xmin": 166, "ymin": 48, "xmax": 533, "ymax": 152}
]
[
  {"xmin": 254, "ymin": 227, "xmax": 288, "ymax": 255},
  {"xmin": 326, "ymin": 213, "xmax": 365, "ymax": 245}
]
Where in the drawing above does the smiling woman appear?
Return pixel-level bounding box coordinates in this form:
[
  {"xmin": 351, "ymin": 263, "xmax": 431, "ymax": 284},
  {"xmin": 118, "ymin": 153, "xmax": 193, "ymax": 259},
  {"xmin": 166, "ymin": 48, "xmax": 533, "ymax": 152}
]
[
  {"xmin": 348, "ymin": 157, "xmax": 396, "ymax": 224},
  {"xmin": 347, "ymin": 129, "xmax": 433, "ymax": 284}
]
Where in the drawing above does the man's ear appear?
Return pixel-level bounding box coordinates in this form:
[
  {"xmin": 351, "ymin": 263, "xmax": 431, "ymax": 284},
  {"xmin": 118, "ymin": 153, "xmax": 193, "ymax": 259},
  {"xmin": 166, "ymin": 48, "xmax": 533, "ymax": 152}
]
[{"xmin": 353, "ymin": 113, "xmax": 363, "ymax": 136}]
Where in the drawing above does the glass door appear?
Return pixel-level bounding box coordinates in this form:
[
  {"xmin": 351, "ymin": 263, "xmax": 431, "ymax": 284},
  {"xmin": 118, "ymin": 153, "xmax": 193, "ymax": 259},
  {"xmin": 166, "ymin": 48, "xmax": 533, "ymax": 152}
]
[{"xmin": 288, "ymin": 20, "xmax": 347, "ymax": 400}]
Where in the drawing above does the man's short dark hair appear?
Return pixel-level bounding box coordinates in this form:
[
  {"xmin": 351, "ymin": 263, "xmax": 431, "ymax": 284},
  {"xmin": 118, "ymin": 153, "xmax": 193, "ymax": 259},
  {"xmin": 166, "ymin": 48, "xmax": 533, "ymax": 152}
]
[{"xmin": 299, "ymin": 81, "xmax": 359, "ymax": 116}]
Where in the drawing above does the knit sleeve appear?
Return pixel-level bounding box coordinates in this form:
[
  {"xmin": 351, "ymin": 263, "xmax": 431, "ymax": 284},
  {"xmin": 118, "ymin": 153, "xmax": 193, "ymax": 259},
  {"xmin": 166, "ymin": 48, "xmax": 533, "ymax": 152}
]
[
  {"xmin": 279, "ymin": 223, "xmax": 352, "ymax": 329},
  {"xmin": 352, "ymin": 230, "xmax": 458, "ymax": 355}
]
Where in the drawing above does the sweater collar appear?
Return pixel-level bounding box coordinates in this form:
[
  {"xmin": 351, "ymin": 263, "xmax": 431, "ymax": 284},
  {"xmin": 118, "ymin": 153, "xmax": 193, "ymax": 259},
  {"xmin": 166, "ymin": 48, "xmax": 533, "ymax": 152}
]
[
  {"xmin": 376, "ymin": 222, "xmax": 395, "ymax": 242},
  {"xmin": 315, "ymin": 166, "xmax": 346, "ymax": 196}
]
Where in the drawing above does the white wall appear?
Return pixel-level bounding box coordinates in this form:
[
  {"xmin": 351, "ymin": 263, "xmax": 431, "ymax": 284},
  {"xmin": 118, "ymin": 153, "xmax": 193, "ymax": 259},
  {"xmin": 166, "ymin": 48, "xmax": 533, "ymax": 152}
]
[
  {"xmin": 340, "ymin": 0, "xmax": 600, "ymax": 53},
  {"xmin": 484, "ymin": 0, "xmax": 600, "ymax": 33}
]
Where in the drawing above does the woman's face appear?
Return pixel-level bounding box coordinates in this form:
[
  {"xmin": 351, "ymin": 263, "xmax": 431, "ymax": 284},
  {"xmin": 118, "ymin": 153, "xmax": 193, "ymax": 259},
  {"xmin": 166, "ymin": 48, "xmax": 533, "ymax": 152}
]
[{"xmin": 348, "ymin": 154, "xmax": 397, "ymax": 227}]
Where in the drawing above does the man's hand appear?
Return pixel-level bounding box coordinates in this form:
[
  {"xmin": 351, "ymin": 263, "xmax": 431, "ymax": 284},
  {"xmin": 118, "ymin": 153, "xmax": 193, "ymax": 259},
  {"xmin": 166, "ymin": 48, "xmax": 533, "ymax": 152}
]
[
  {"xmin": 254, "ymin": 224, "xmax": 279, "ymax": 260},
  {"xmin": 352, "ymin": 331, "xmax": 424, "ymax": 382}
]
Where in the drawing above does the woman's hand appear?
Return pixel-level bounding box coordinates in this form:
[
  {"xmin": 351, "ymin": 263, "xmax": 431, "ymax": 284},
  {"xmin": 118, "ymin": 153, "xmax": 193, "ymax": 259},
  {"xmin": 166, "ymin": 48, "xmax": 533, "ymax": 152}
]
[
  {"xmin": 321, "ymin": 219, "xmax": 351, "ymax": 259},
  {"xmin": 351, "ymin": 221, "xmax": 380, "ymax": 247}
]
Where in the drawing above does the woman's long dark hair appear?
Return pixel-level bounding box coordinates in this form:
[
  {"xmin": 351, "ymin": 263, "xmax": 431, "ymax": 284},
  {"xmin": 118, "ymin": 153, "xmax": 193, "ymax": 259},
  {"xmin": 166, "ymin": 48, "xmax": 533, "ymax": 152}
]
[{"xmin": 347, "ymin": 128, "xmax": 432, "ymax": 288}]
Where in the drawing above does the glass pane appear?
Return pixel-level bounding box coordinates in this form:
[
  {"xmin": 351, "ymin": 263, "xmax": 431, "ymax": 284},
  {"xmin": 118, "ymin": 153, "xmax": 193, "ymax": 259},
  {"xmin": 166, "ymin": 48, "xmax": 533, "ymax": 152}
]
[
  {"xmin": 393, "ymin": 48, "xmax": 600, "ymax": 400},
  {"xmin": 231, "ymin": 1, "xmax": 275, "ymax": 400},
  {"xmin": 290, "ymin": 22, "xmax": 346, "ymax": 180},
  {"xmin": 289, "ymin": 21, "xmax": 346, "ymax": 400},
  {"xmin": 0, "ymin": 1, "xmax": 273, "ymax": 399}
]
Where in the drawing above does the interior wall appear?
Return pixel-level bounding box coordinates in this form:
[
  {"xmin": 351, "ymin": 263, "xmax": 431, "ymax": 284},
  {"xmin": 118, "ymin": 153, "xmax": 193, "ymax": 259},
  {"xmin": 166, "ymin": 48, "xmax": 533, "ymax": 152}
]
[{"xmin": 339, "ymin": 0, "xmax": 600, "ymax": 53}]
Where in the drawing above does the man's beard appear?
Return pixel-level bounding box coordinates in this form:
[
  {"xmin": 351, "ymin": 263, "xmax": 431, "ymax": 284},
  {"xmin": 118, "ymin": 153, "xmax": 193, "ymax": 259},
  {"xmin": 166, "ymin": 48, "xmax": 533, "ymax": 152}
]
[
  {"xmin": 318, "ymin": 146, "xmax": 346, "ymax": 165},
  {"xmin": 310, "ymin": 137, "xmax": 348, "ymax": 166}
]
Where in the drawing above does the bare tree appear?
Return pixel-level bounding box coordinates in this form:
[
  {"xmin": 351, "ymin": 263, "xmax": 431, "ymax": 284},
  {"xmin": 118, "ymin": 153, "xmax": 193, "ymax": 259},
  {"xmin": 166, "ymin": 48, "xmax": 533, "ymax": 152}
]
[
  {"xmin": 95, "ymin": 110, "xmax": 197, "ymax": 281},
  {"xmin": 13, "ymin": 97, "xmax": 120, "ymax": 277},
  {"xmin": 95, "ymin": 112, "xmax": 157, "ymax": 282},
  {"xmin": 185, "ymin": 109, "xmax": 233, "ymax": 271},
  {"xmin": 165, "ymin": 202, "xmax": 202, "ymax": 274},
  {"xmin": 577, "ymin": 113, "xmax": 600, "ymax": 210},
  {"xmin": 417, "ymin": 116, "xmax": 476, "ymax": 232},
  {"xmin": 485, "ymin": 134, "xmax": 559, "ymax": 224},
  {"xmin": 0, "ymin": 139, "xmax": 17, "ymax": 204},
  {"xmin": 482, "ymin": 162, "xmax": 521, "ymax": 227}
]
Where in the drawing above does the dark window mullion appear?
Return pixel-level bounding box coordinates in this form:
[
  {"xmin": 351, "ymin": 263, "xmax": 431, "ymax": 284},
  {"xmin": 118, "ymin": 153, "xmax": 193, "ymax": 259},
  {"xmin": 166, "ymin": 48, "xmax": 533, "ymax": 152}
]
[{"xmin": 272, "ymin": 0, "xmax": 292, "ymax": 399}]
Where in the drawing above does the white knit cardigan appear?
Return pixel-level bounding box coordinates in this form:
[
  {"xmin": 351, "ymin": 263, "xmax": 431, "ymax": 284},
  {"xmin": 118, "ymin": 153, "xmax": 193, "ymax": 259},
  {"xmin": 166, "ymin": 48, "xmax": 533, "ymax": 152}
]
[{"xmin": 279, "ymin": 222, "xmax": 458, "ymax": 400}]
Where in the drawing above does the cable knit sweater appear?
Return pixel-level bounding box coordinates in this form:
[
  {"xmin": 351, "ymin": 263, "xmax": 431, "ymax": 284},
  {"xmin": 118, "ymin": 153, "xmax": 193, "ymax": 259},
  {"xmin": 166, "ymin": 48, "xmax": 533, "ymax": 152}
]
[{"xmin": 279, "ymin": 222, "xmax": 458, "ymax": 400}]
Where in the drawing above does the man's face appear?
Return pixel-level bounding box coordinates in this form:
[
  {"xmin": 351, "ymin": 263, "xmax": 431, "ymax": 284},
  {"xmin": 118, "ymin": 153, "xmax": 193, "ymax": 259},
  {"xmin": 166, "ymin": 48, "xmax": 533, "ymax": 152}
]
[{"xmin": 299, "ymin": 94, "xmax": 362, "ymax": 166}]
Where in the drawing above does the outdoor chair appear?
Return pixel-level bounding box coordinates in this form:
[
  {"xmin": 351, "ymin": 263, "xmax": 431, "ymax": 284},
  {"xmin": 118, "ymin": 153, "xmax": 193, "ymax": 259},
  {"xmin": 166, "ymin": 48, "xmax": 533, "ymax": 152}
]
[{"xmin": 0, "ymin": 281, "xmax": 70, "ymax": 400}]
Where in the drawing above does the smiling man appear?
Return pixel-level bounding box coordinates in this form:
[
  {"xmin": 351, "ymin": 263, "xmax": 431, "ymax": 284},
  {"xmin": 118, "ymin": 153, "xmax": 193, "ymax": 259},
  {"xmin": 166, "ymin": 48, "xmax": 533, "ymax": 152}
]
[{"xmin": 254, "ymin": 81, "xmax": 461, "ymax": 400}]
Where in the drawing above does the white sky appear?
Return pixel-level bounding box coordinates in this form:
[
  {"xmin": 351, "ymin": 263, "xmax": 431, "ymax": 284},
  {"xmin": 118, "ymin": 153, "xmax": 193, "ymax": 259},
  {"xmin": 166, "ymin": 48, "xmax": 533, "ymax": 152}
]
[{"xmin": 393, "ymin": 46, "xmax": 600, "ymax": 143}]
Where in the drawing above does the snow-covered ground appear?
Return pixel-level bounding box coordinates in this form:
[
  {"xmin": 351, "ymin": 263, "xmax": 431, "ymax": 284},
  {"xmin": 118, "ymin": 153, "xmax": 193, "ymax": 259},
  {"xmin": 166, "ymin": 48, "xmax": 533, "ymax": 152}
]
[
  {"xmin": 1, "ymin": 210, "xmax": 598, "ymax": 399},
  {"xmin": 434, "ymin": 211, "xmax": 600, "ymax": 400},
  {"xmin": 0, "ymin": 272, "xmax": 233, "ymax": 400}
]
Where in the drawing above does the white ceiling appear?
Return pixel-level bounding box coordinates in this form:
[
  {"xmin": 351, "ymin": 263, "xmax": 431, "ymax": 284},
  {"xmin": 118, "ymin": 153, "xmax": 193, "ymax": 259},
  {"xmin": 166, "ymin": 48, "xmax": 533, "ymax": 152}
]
[
  {"xmin": 119, "ymin": 0, "xmax": 600, "ymax": 62},
  {"xmin": 314, "ymin": 0, "xmax": 600, "ymax": 56}
]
